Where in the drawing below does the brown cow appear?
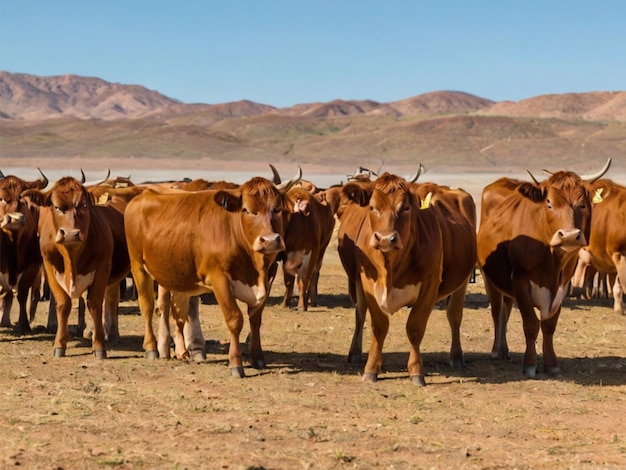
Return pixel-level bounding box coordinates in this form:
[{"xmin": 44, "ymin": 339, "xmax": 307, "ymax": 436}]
[
  {"xmin": 477, "ymin": 159, "xmax": 611, "ymax": 377},
  {"xmin": 273, "ymin": 186, "xmax": 336, "ymax": 311},
  {"xmin": 0, "ymin": 170, "xmax": 48, "ymax": 332},
  {"xmin": 23, "ymin": 176, "xmax": 130, "ymax": 358},
  {"xmin": 572, "ymin": 178, "xmax": 625, "ymax": 314},
  {"xmin": 124, "ymin": 173, "xmax": 300, "ymax": 377},
  {"xmin": 337, "ymin": 173, "xmax": 477, "ymax": 385}
]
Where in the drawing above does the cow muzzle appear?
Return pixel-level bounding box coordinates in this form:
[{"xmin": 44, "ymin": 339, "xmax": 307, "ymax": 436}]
[
  {"xmin": 1, "ymin": 212, "xmax": 25, "ymax": 231},
  {"xmin": 55, "ymin": 227, "xmax": 82, "ymax": 244},
  {"xmin": 254, "ymin": 233, "xmax": 285, "ymax": 254},
  {"xmin": 371, "ymin": 231, "xmax": 402, "ymax": 252},
  {"xmin": 550, "ymin": 229, "xmax": 586, "ymax": 251}
]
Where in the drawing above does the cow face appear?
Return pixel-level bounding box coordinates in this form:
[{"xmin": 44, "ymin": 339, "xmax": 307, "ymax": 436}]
[
  {"xmin": 24, "ymin": 177, "xmax": 93, "ymax": 246},
  {"xmin": 519, "ymin": 171, "xmax": 591, "ymax": 251},
  {"xmin": 285, "ymin": 187, "xmax": 312, "ymax": 217},
  {"xmin": 214, "ymin": 177, "xmax": 287, "ymax": 255},
  {"xmin": 0, "ymin": 174, "xmax": 46, "ymax": 235},
  {"xmin": 343, "ymin": 174, "xmax": 415, "ymax": 253}
]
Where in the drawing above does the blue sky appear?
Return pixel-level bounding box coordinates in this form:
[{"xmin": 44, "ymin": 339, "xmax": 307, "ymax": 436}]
[{"xmin": 1, "ymin": 1, "xmax": 624, "ymax": 108}]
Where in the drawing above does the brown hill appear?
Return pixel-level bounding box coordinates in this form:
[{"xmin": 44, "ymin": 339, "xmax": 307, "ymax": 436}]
[
  {"xmin": 0, "ymin": 71, "xmax": 181, "ymax": 120},
  {"xmin": 0, "ymin": 72, "xmax": 624, "ymax": 173},
  {"xmin": 391, "ymin": 91, "xmax": 494, "ymax": 116},
  {"xmin": 479, "ymin": 91, "xmax": 626, "ymax": 121}
]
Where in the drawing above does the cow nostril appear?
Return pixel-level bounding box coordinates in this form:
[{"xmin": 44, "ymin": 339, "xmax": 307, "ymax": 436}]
[{"xmin": 558, "ymin": 230, "xmax": 565, "ymax": 239}]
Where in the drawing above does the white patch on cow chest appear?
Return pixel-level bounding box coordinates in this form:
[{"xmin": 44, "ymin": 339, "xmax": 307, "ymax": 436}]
[
  {"xmin": 231, "ymin": 279, "xmax": 266, "ymax": 307},
  {"xmin": 54, "ymin": 269, "xmax": 95, "ymax": 299},
  {"xmin": 530, "ymin": 281, "xmax": 565, "ymax": 320},
  {"xmin": 372, "ymin": 281, "xmax": 422, "ymax": 315}
]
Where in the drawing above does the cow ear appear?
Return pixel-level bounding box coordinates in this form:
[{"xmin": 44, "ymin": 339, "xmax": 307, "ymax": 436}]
[
  {"xmin": 214, "ymin": 190, "xmax": 241, "ymax": 212},
  {"xmin": 517, "ymin": 183, "xmax": 546, "ymax": 203},
  {"xmin": 342, "ymin": 182, "xmax": 372, "ymax": 207},
  {"xmin": 20, "ymin": 189, "xmax": 49, "ymax": 208}
]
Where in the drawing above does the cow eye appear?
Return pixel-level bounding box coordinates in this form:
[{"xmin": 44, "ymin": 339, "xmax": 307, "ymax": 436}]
[{"xmin": 272, "ymin": 206, "xmax": 282, "ymax": 214}]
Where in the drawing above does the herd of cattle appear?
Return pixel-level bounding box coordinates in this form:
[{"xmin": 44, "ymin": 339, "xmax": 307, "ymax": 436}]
[{"xmin": 1, "ymin": 158, "xmax": 624, "ymax": 385}]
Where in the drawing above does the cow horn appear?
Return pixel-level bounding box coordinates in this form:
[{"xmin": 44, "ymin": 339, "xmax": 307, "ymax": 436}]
[
  {"xmin": 407, "ymin": 163, "xmax": 426, "ymax": 183},
  {"xmin": 80, "ymin": 169, "xmax": 86, "ymax": 184},
  {"xmin": 525, "ymin": 168, "xmax": 541, "ymax": 185},
  {"xmin": 269, "ymin": 164, "xmax": 282, "ymax": 184},
  {"xmin": 36, "ymin": 168, "xmax": 49, "ymax": 189},
  {"xmin": 580, "ymin": 157, "xmax": 612, "ymax": 183},
  {"xmin": 276, "ymin": 166, "xmax": 302, "ymax": 192},
  {"xmin": 0, "ymin": 169, "xmax": 4, "ymax": 179},
  {"xmin": 101, "ymin": 169, "xmax": 112, "ymax": 184}
]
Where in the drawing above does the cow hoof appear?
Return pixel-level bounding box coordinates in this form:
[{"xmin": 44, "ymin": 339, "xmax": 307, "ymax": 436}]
[
  {"xmin": 190, "ymin": 349, "xmax": 207, "ymax": 362},
  {"xmin": 230, "ymin": 366, "xmax": 246, "ymax": 378},
  {"xmin": 145, "ymin": 350, "xmax": 159, "ymax": 360},
  {"xmin": 545, "ymin": 366, "xmax": 561, "ymax": 377},
  {"xmin": 53, "ymin": 348, "xmax": 66, "ymax": 358},
  {"xmin": 251, "ymin": 359, "xmax": 266, "ymax": 369},
  {"xmin": 93, "ymin": 349, "xmax": 107, "ymax": 360},
  {"xmin": 523, "ymin": 364, "xmax": 537, "ymax": 378},
  {"xmin": 449, "ymin": 356, "xmax": 465, "ymax": 368},
  {"xmin": 362, "ymin": 372, "xmax": 378, "ymax": 383},
  {"xmin": 411, "ymin": 375, "xmax": 427, "ymax": 386}
]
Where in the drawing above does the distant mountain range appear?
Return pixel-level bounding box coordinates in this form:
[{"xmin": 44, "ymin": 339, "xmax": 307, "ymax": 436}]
[{"xmin": 1, "ymin": 71, "xmax": 624, "ymax": 170}]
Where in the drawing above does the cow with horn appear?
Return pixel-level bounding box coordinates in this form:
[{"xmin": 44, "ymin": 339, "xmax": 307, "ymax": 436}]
[{"xmin": 477, "ymin": 158, "xmax": 612, "ymax": 377}]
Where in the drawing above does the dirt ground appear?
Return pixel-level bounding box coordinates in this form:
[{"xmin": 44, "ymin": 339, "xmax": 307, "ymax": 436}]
[
  {"xmin": 1, "ymin": 258, "xmax": 625, "ymax": 469},
  {"xmin": 1, "ymin": 160, "xmax": 625, "ymax": 469}
]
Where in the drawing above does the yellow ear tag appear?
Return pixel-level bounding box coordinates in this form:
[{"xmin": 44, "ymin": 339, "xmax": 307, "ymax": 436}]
[
  {"xmin": 592, "ymin": 188, "xmax": 604, "ymax": 204},
  {"xmin": 97, "ymin": 192, "xmax": 109, "ymax": 205},
  {"xmin": 420, "ymin": 192, "xmax": 432, "ymax": 210}
]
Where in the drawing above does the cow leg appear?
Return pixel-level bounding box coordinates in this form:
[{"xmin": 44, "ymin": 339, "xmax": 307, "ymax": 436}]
[
  {"xmin": 247, "ymin": 300, "xmax": 266, "ymax": 369},
  {"xmin": 212, "ymin": 277, "xmax": 246, "ymax": 377},
  {"xmin": 362, "ymin": 304, "xmax": 389, "ymax": 383},
  {"xmin": 613, "ymin": 253, "xmax": 626, "ymax": 314},
  {"xmin": 613, "ymin": 275, "xmax": 624, "ymax": 314},
  {"xmin": 103, "ymin": 283, "xmax": 120, "ymax": 344},
  {"xmin": 86, "ymin": 285, "xmax": 108, "ymax": 359},
  {"xmin": 133, "ymin": 266, "xmax": 158, "ymax": 358},
  {"xmin": 46, "ymin": 294, "xmax": 57, "ymax": 333},
  {"xmin": 540, "ymin": 307, "xmax": 561, "ymax": 376},
  {"xmin": 296, "ymin": 252, "xmax": 317, "ymax": 312},
  {"xmin": 183, "ymin": 296, "xmax": 206, "ymax": 361},
  {"xmin": 16, "ymin": 281, "xmax": 32, "ymax": 334},
  {"xmin": 1, "ymin": 291, "xmax": 14, "ymax": 327},
  {"xmin": 49, "ymin": 289, "xmax": 72, "ymax": 357},
  {"xmin": 308, "ymin": 269, "xmax": 320, "ymax": 307},
  {"xmin": 405, "ymin": 294, "xmax": 438, "ymax": 386},
  {"xmin": 281, "ymin": 271, "xmax": 295, "ymax": 309},
  {"xmin": 446, "ymin": 279, "xmax": 468, "ymax": 368},
  {"xmin": 156, "ymin": 286, "xmax": 173, "ymax": 359},
  {"xmin": 296, "ymin": 273, "xmax": 307, "ymax": 311},
  {"xmin": 28, "ymin": 271, "xmax": 42, "ymax": 328},
  {"xmin": 484, "ymin": 275, "xmax": 510, "ymax": 360},
  {"xmin": 348, "ymin": 278, "xmax": 367, "ymax": 364},
  {"xmin": 513, "ymin": 280, "xmax": 540, "ymax": 378}
]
